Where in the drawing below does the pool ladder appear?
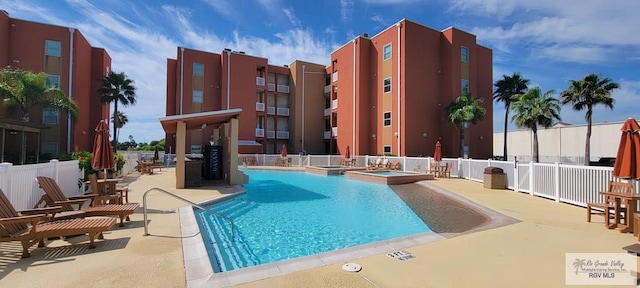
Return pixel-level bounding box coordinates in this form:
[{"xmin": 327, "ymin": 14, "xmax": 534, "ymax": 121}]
[{"xmin": 142, "ymin": 187, "xmax": 235, "ymax": 241}]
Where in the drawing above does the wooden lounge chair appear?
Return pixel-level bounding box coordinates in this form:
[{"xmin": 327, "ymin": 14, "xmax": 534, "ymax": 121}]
[
  {"xmin": 0, "ymin": 189, "xmax": 116, "ymax": 258},
  {"xmin": 36, "ymin": 176, "xmax": 139, "ymax": 227},
  {"xmin": 367, "ymin": 158, "xmax": 382, "ymax": 170},
  {"xmin": 587, "ymin": 181, "xmax": 631, "ymax": 225}
]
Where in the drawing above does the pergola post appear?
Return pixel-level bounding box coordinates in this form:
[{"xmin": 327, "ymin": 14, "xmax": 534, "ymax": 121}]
[{"xmin": 175, "ymin": 121, "xmax": 186, "ymax": 189}]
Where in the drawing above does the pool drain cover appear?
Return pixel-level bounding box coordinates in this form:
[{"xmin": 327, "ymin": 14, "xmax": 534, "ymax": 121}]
[
  {"xmin": 342, "ymin": 263, "xmax": 362, "ymax": 272},
  {"xmin": 387, "ymin": 250, "xmax": 415, "ymax": 261}
]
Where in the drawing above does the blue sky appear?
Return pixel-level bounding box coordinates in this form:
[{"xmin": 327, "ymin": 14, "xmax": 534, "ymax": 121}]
[{"xmin": 2, "ymin": 0, "xmax": 639, "ymax": 143}]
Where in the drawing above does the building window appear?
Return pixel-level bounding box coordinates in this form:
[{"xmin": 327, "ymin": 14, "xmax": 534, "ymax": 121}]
[
  {"xmin": 193, "ymin": 90, "xmax": 203, "ymax": 104},
  {"xmin": 383, "ymin": 145, "xmax": 391, "ymax": 153},
  {"xmin": 461, "ymin": 46, "xmax": 469, "ymax": 62},
  {"xmin": 46, "ymin": 75, "xmax": 60, "ymax": 88},
  {"xmin": 193, "ymin": 63, "xmax": 204, "ymax": 76},
  {"xmin": 383, "ymin": 44, "xmax": 392, "ymax": 60},
  {"xmin": 191, "ymin": 145, "xmax": 202, "ymax": 154},
  {"xmin": 41, "ymin": 142, "xmax": 58, "ymax": 154},
  {"xmin": 383, "ymin": 77, "xmax": 392, "ymax": 93},
  {"xmin": 383, "ymin": 111, "xmax": 391, "ymax": 127},
  {"xmin": 461, "ymin": 79, "xmax": 469, "ymax": 94},
  {"xmin": 45, "ymin": 40, "xmax": 61, "ymax": 57},
  {"xmin": 43, "ymin": 108, "xmax": 59, "ymax": 124}
]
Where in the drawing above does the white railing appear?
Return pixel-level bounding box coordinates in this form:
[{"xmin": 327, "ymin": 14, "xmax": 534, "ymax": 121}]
[
  {"xmin": 266, "ymin": 130, "xmax": 275, "ymax": 138},
  {"xmin": 332, "ymin": 99, "xmax": 338, "ymax": 109},
  {"xmin": 256, "ymin": 102, "xmax": 265, "ymax": 111},
  {"xmin": 267, "ymin": 83, "xmax": 275, "ymax": 91},
  {"xmin": 277, "ymin": 107, "xmax": 289, "ymax": 116},
  {"xmin": 255, "ymin": 128, "xmax": 264, "ymax": 137},
  {"xmin": 324, "ymin": 85, "xmax": 331, "ymax": 93},
  {"xmin": 256, "ymin": 77, "xmax": 265, "ymax": 86},
  {"xmin": 324, "ymin": 108, "xmax": 330, "ymax": 116},
  {"xmin": 267, "ymin": 106, "xmax": 275, "ymax": 114},
  {"xmin": 277, "ymin": 85, "xmax": 289, "ymax": 93},
  {"xmin": 323, "ymin": 131, "xmax": 331, "ymax": 139},
  {"xmin": 331, "ymin": 127, "xmax": 338, "ymax": 136},
  {"xmin": 276, "ymin": 131, "xmax": 289, "ymax": 139}
]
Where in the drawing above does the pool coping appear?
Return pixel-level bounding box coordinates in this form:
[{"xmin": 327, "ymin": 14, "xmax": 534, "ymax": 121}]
[{"xmin": 179, "ymin": 186, "xmax": 445, "ymax": 288}]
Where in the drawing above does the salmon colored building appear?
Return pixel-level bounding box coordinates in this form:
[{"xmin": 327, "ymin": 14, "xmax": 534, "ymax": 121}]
[
  {"xmin": 166, "ymin": 19, "xmax": 493, "ymax": 158},
  {"xmin": 0, "ymin": 10, "xmax": 111, "ymax": 164}
]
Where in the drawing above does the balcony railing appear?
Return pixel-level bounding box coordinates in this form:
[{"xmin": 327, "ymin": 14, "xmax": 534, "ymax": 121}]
[
  {"xmin": 256, "ymin": 102, "xmax": 265, "ymax": 111},
  {"xmin": 332, "ymin": 71, "xmax": 338, "ymax": 82},
  {"xmin": 277, "ymin": 85, "xmax": 289, "ymax": 93},
  {"xmin": 323, "ymin": 108, "xmax": 330, "ymax": 117},
  {"xmin": 323, "ymin": 131, "xmax": 331, "ymax": 139},
  {"xmin": 256, "ymin": 77, "xmax": 265, "ymax": 86},
  {"xmin": 255, "ymin": 128, "xmax": 264, "ymax": 137},
  {"xmin": 332, "ymin": 99, "xmax": 338, "ymax": 109},
  {"xmin": 332, "ymin": 127, "xmax": 338, "ymax": 136},
  {"xmin": 267, "ymin": 83, "xmax": 275, "ymax": 91},
  {"xmin": 277, "ymin": 130, "xmax": 289, "ymax": 139},
  {"xmin": 266, "ymin": 130, "xmax": 275, "ymax": 138},
  {"xmin": 267, "ymin": 106, "xmax": 275, "ymax": 115},
  {"xmin": 277, "ymin": 107, "xmax": 289, "ymax": 116},
  {"xmin": 324, "ymin": 85, "xmax": 331, "ymax": 93}
]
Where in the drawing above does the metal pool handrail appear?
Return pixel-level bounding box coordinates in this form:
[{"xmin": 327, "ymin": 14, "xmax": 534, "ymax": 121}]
[{"xmin": 142, "ymin": 187, "xmax": 235, "ymax": 241}]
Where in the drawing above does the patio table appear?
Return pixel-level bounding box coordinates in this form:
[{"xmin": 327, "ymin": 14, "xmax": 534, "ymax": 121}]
[{"xmin": 599, "ymin": 191, "xmax": 640, "ymax": 233}]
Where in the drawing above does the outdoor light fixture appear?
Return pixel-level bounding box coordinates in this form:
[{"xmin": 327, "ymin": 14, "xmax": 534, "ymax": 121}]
[
  {"xmin": 201, "ymin": 123, "xmax": 207, "ymax": 129},
  {"xmin": 422, "ymin": 132, "xmax": 428, "ymax": 138}
]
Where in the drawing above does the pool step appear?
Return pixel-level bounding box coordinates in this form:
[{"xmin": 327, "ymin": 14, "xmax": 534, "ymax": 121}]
[{"xmin": 199, "ymin": 211, "xmax": 260, "ymax": 272}]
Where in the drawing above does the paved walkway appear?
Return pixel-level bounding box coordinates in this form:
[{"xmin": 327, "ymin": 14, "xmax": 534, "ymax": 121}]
[{"xmin": 1, "ymin": 168, "xmax": 637, "ymax": 287}]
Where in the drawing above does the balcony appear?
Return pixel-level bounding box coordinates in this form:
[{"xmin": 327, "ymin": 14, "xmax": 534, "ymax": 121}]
[
  {"xmin": 255, "ymin": 128, "xmax": 264, "ymax": 137},
  {"xmin": 277, "ymin": 85, "xmax": 289, "ymax": 93},
  {"xmin": 324, "ymin": 85, "xmax": 331, "ymax": 93},
  {"xmin": 256, "ymin": 77, "xmax": 265, "ymax": 86},
  {"xmin": 323, "ymin": 108, "xmax": 330, "ymax": 117},
  {"xmin": 277, "ymin": 107, "xmax": 289, "ymax": 116},
  {"xmin": 323, "ymin": 131, "xmax": 331, "ymax": 139},
  {"xmin": 267, "ymin": 83, "xmax": 275, "ymax": 91},
  {"xmin": 332, "ymin": 71, "xmax": 338, "ymax": 82},
  {"xmin": 277, "ymin": 130, "xmax": 289, "ymax": 139},
  {"xmin": 256, "ymin": 102, "xmax": 265, "ymax": 111},
  {"xmin": 332, "ymin": 99, "xmax": 338, "ymax": 109},
  {"xmin": 266, "ymin": 130, "xmax": 275, "ymax": 139},
  {"xmin": 267, "ymin": 106, "xmax": 275, "ymax": 115},
  {"xmin": 331, "ymin": 127, "xmax": 338, "ymax": 136}
]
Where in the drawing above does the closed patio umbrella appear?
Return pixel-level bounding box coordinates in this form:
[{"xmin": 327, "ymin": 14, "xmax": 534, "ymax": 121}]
[
  {"xmin": 613, "ymin": 118, "xmax": 640, "ymax": 180},
  {"xmin": 434, "ymin": 141, "xmax": 442, "ymax": 162},
  {"xmin": 281, "ymin": 144, "xmax": 287, "ymax": 158},
  {"xmin": 91, "ymin": 119, "xmax": 115, "ymax": 179},
  {"xmin": 345, "ymin": 145, "xmax": 351, "ymax": 159}
]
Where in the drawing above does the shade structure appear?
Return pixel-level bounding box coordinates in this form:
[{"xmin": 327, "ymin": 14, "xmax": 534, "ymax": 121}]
[
  {"xmin": 612, "ymin": 118, "xmax": 640, "ymax": 180},
  {"xmin": 434, "ymin": 141, "xmax": 442, "ymax": 162},
  {"xmin": 345, "ymin": 145, "xmax": 351, "ymax": 159},
  {"xmin": 281, "ymin": 144, "xmax": 287, "ymax": 158},
  {"xmin": 91, "ymin": 120, "xmax": 116, "ymax": 173}
]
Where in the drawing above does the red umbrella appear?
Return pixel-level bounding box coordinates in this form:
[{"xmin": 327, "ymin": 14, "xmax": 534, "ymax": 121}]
[
  {"xmin": 434, "ymin": 141, "xmax": 442, "ymax": 162},
  {"xmin": 281, "ymin": 144, "xmax": 287, "ymax": 158},
  {"xmin": 345, "ymin": 145, "xmax": 351, "ymax": 159},
  {"xmin": 91, "ymin": 120, "xmax": 115, "ymax": 178},
  {"xmin": 613, "ymin": 118, "xmax": 640, "ymax": 180}
]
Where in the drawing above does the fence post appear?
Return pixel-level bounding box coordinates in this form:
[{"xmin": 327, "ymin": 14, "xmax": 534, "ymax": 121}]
[
  {"xmin": 487, "ymin": 158, "xmax": 492, "ymax": 167},
  {"xmin": 554, "ymin": 162, "xmax": 560, "ymax": 202},
  {"xmin": 402, "ymin": 156, "xmax": 407, "ymax": 172},
  {"xmin": 468, "ymin": 158, "xmax": 472, "ymax": 179},
  {"xmin": 51, "ymin": 159, "xmax": 60, "ymax": 182},
  {"xmin": 0, "ymin": 162, "xmax": 13, "ymax": 200},
  {"xmin": 514, "ymin": 160, "xmax": 519, "ymax": 193},
  {"xmin": 529, "ymin": 161, "xmax": 535, "ymax": 196}
]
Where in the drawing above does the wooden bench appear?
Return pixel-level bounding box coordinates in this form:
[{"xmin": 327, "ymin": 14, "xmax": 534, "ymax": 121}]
[{"xmin": 587, "ymin": 181, "xmax": 632, "ymax": 225}]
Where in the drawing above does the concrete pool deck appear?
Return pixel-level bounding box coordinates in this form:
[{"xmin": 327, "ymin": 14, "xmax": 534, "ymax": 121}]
[{"xmin": 1, "ymin": 167, "xmax": 638, "ymax": 287}]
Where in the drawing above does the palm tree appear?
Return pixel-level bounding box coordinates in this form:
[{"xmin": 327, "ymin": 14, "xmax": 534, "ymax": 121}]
[
  {"xmin": 560, "ymin": 74, "xmax": 619, "ymax": 166},
  {"xmin": 511, "ymin": 87, "xmax": 561, "ymax": 162},
  {"xmin": 97, "ymin": 71, "xmax": 136, "ymax": 153},
  {"xmin": 444, "ymin": 93, "xmax": 486, "ymax": 157},
  {"xmin": 493, "ymin": 73, "xmax": 529, "ymax": 160},
  {"xmin": 0, "ymin": 67, "xmax": 77, "ymax": 122},
  {"xmin": 111, "ymin": 110, "xmax": 128, "ymax": 146}
]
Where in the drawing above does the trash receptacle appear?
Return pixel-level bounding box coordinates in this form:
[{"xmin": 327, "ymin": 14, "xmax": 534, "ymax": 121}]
[{"xmin": 483, "ymin": 167, "xmax": 505, "ymax": 189}]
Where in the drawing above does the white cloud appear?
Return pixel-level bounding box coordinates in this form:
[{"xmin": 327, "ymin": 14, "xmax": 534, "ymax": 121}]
[
  {"xmin": 370, "ymin": 15, "xmax": 387, "ymax": 27},
  {"xmin": 362, "ymin": 0, "xmax": 421, "ymax": 3},
  {"xmin": 282, "ymin": 8, "xmax": 301, "ymax": 27},
  {"xmin": 340, "ymin": 0, "xmax": 354, "ymax": 22},
  {"xmin": 200, "ymin": 0, "xmax": 237, "ymax": 19}
]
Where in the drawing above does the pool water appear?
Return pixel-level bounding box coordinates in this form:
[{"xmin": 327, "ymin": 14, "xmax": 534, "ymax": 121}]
[{"xmin": 195, "ymin": 170, "xmax": 432, "ymax": 272}]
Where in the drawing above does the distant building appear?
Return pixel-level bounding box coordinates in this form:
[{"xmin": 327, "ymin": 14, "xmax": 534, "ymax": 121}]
[
  {"xmin": 0, "ymin": 10, "xmax": 111, "ymax": 163},
  {"xmin": 165, "ymin": 19, "xmax": 493, "ymax": 158}
]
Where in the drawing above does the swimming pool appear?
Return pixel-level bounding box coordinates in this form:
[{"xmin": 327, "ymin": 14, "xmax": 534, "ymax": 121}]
[{"xmin": 195, "ymin": 170, "xmax": 432, "ymax": 272}]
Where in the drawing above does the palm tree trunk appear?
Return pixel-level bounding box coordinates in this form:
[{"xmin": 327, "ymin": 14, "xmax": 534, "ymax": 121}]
[
  {"xmin": 585, "ymin": 112, "xmax": 592, "ymax": 166},
  {"xmin": 503, "ymin": 104, "xmax": 509, "ymax": 160},
  {"xmin": 532, "ymin": 126, "xmax": 539, "ymax": 163},
  {"xmin": 113, "ymin": 102, "xmax": 118, "ymax": 153}
]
